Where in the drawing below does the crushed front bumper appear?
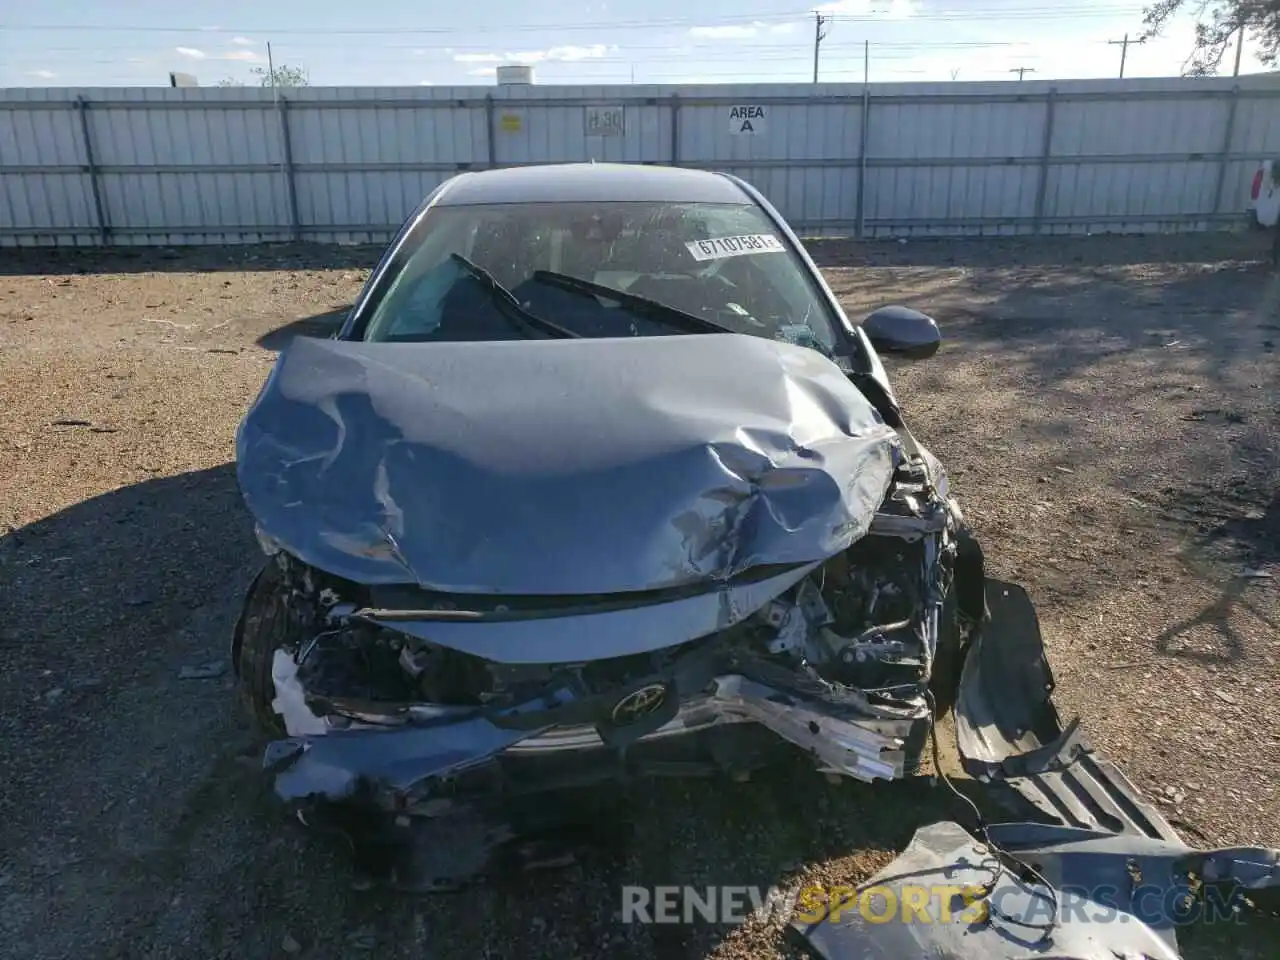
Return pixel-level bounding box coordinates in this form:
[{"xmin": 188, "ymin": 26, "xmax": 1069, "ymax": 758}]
[
  {"xmin": 262, "ymin": 655, "xmax": 927, "ymax": 890},
  {"xmin": 265, "ymin": 672, "xmax": 925, "ymax": 808}
]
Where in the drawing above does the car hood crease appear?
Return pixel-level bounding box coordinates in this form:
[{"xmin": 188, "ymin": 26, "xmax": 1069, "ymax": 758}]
[{"xmin": 236, "ymin": 332, "xmax": 900, "ymax": 595}]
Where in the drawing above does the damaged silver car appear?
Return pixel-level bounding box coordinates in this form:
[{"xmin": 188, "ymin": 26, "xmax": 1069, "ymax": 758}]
[{"xmin": 232, "ymin": 163, "xmax": 988, "ymax": 887}]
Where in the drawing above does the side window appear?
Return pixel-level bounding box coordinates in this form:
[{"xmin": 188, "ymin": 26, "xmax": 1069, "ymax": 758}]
[
  {"xmin": 381, "ymin": 259, "xmax": 461, "ymax": 339},
  {"xmin": 367, "ymin": 215, "xmax": 475, "ymax": 340}
]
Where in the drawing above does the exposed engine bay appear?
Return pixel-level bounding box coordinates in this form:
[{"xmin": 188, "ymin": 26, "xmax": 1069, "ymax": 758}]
[
  {"xmin": 284, "ymin": 462, "xmax": 949, "ymax": 714},
  {"xmin": 237, "ymin": 453, "xmax": 983, "ymax": 821}
]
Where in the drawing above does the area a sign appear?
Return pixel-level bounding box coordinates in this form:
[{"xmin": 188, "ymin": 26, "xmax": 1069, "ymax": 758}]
[{"xmin": 728, "ymin": 104, "xmax": 766, "ymax": 135}]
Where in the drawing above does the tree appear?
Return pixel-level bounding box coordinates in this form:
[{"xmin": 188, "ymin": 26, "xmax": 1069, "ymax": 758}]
[
  {"xmin": 1142, "ymin": 0, "xmax": 1280, "ymax": 75},
  {"xmin": 249, "ymin": 64, "xmax": 310, "ymax": 87}
]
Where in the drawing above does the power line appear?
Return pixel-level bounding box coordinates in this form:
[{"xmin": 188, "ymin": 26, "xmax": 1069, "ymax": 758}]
[
  {"xmin": 0, "ymin": 12, "xmax": 807, "ymax": 34},
  {"xmin": 0, "ymin": 4, "xmax": 1152, "ymax": 36},
  {"xmin": 19, "ymin": 39, "xmax": 1047, "ymax": 56},
  {"xmin": 9, "ymin": 45, "xmax": 1074, "ymax": 71},
  {"xmin": 4, "ymin": 32, "xmax": 1138, "ymax": 60},
  {"xmin": 1009, "ymin": 66, "xmax": 1036, "ymax": 80},
  {"xmin": 826, "ymin": 2, "xmax": 1142, "ymax": 15}
]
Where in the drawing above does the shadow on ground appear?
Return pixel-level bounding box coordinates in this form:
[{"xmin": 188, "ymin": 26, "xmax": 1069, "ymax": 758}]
[
  {"xmin": 257, "ymin": 305, "xmax": 352, "ymax": 350},
  {"xmin": 0, "ymin": 243, "xmax": 384, "ymax": 277},
  {"xmin": 856, "ymin": 259, "xmax": 1279, "ymax": 385},
  {"xmin": 806, "ymin": 231, "xmax": 1272, "ymax": 270},
  {"xmin": 1144, "ymin": 481, "xmax": 1280, "ymax": 668},
  {"xmin": 0, "ymin": 461, "xmax": 1010, "ymax": 959},
  {"xmin": 2, "ymin": 470, "xmax": 1276, "ymax": 957},
  {"xmin": 0, "ymin": 464, "xmax": 253, "ymax": 689},
  {"xmin": 0, "ymin": 464, "xmax": 257, "ymax": 814}
]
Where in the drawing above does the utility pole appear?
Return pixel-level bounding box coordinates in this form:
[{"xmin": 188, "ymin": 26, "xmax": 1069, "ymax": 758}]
[
  {"xmin": 1233, "ymin": 24, "xmax": 1244, "ymax": 76},
  {"xmin": 1009, "ymin": 66, "xmax": 1035, "ymax": 81},
  {"xmin": 1107, "ymin": 32, "xmax": 1145, "ymax": 78},
  {"xmin": 813, "ymin": 13, "xmax": 827, "ymax": 83},
  {"xmin": 863, "ymin": 39, "xmax": 869, "ymax": 84}
]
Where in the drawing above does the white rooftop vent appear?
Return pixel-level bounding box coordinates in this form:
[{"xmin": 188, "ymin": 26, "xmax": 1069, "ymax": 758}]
[{"xmin": 496, "ymin": 64, "xmax": 534, "ymax": 85}]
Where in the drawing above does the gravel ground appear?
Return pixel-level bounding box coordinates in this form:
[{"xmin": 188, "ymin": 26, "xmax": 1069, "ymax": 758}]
[{"xmin": 1, "ymin": 233, "xmax": 1278, "ymax": 960}]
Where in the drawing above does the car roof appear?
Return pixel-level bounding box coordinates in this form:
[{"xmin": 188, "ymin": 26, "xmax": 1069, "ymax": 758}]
[{"xmin": 435, "ymin": 163, "xmax": 754, "ymax": 206}]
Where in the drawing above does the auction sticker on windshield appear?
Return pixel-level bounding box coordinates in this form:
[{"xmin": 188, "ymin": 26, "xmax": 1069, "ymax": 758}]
[{"xmin": 685, "ymin": 235, "xmax": 785, "ymax": 261}]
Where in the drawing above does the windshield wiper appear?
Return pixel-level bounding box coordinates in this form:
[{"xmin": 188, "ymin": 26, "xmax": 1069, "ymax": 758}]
[
  {"xmin": 449, "ymin": 254, "xmax": 579, "ymax": 339},
  {"xmin": 530, "ymin": 269, "xmax": 733, "ymax": 336}
]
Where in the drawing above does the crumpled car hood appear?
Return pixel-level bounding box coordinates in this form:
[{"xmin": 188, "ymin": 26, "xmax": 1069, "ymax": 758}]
[{"xmin": 236, "ymin": 332, "xmax": 900, "ymax": 595}]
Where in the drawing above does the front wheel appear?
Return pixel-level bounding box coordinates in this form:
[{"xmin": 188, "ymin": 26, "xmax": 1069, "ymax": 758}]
[{"xmin": 232, "ymin": 559, "xmax": 297, "ymax": 737}]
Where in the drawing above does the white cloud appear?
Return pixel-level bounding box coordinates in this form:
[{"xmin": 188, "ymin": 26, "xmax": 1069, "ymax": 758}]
[
  {"xmin": 26, "ymin": 69, "xmax": 57, "ymax": 79},
  {"xmin": 175, "ymin": 47, "xmax": 208, "ymax": 60},
  {"xmin": 231, "ymin": 36, "xmax": 254, "ymax": 46},
  {"xmin": 689, "ymin": 24, "xmax": 760, "ymax": 39},
  {"xmin": 770, "ymin": 22, "xmax": 798, "ymax": 34},
  {"xmin": 545, "ymin": 43, "xmax": 609, "ymax": 61},
  {"xmin": 419, "ymin": 79, "xmax": 433, "ymax": 85},
  {"xmin": 812, "ymin": 0, "xmax": 912, "ymax": 14},
  {"xmin": 222, "ymin": 49, "xmax": 265, "ymax": 62},
  {"xmin": 813, "ymin": 0, "xmax": 870, "ymax": 13},
  {"xmin": 459, "ymin": 44, "xmax": 610, "ymax": 65},
  {"xmin": 468, "ymin": 66, "xmax": 497, "ymax": 77}
]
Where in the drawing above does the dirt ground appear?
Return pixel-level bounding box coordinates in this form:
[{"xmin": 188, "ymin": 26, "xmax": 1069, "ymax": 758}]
[{"xmin": 1, "ymin": 233, "xmax": 1277, "ymax": 960}]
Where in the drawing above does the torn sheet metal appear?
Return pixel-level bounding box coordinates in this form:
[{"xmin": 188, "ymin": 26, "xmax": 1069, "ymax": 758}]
[
  {"xmin": 363, "ymin": 561, "xmax": 820, "ymax": 664},
  {"xmin": 265, "ymin": 672, "xmax": 914, "ymax": 807},
  {"xmin": 236, "ymin": 333, "xmax": 899, "ymax": 595},
  {"xmin": 956, "ymin": 579, "xmax": 1182, "ymax": 843},
  {"xmin": 792, "ymin": 819, "xmax": 1280, "ymax": 960}
]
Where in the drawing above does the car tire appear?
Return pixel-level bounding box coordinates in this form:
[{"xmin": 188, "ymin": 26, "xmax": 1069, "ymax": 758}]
[{"xmin": 233, "ymin": 559, "xmax": 295, "ymax": 738}]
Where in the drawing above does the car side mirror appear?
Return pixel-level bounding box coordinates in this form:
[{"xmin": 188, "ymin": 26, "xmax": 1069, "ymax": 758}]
[{"xmin": 862, "ymin": 305, "xmax": 941, "ymax": 360}]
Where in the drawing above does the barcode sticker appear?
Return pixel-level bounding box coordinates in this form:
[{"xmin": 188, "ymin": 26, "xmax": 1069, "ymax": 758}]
[{"xmin": 685, "ymin": 234, "xmax": 785, "ymax": 261}]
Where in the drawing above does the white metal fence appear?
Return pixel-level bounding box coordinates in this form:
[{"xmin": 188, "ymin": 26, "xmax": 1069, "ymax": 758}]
[{"xmin": 2, "ymin": 76, "xmax": 1279, "ymax": 246}]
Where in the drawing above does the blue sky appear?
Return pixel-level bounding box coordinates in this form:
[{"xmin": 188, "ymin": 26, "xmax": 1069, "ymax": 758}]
[{"xmin": 0, "ymin": 0, "xmax": 1270, "ymax": 87}]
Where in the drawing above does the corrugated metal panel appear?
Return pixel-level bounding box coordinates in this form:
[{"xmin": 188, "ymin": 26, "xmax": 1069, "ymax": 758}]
[
  {"xmin": 676, "ymin": 84, "xmax": 862, "ymax": 229},
  {"xmin": 288, "ymin": 86, "xmax": 487, "ymax": 241},
  {"xmin": 1, "ymin": 77, "xmax": 1277, "ymax": 246},
  {"xmin": 0, "ymin": 90, "xmax": 97, "ymax": 244}
]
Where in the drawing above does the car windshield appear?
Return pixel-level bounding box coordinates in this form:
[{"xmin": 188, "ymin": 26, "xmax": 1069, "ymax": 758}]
[{"xmin": 359, "ymin": 199, "xmax": 843, "ymax": 357}]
